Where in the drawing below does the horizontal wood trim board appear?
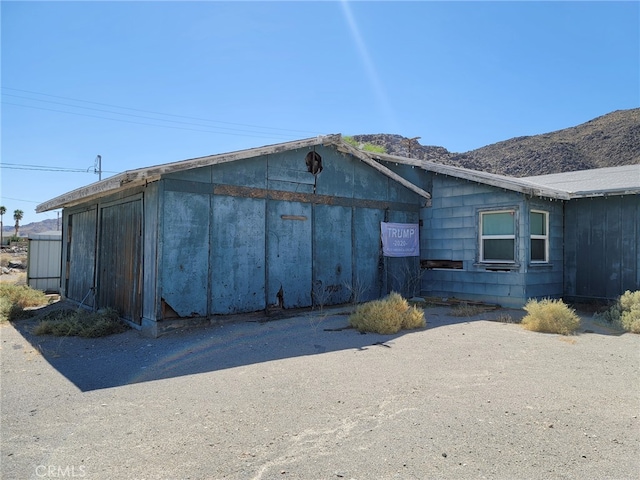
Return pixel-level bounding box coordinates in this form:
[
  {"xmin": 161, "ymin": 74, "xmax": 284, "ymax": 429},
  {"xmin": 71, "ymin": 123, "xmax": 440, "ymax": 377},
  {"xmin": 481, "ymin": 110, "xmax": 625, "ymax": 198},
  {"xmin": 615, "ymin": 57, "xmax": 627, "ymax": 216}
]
[
  {"xmin": 422, "ymin": 260, "xmax": 463, "ymax": 269},
  {"xmin": 163, "ymin": 179, "xmax": 420, "ymax": 212}
]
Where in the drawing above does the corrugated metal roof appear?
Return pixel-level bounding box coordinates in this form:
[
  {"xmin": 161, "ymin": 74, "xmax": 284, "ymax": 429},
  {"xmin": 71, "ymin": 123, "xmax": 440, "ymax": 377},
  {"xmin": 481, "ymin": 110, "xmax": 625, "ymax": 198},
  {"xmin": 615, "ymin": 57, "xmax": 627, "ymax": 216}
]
[{"xmin": 521, "ymin": 164, "xmax": 640, "ymax": 197}]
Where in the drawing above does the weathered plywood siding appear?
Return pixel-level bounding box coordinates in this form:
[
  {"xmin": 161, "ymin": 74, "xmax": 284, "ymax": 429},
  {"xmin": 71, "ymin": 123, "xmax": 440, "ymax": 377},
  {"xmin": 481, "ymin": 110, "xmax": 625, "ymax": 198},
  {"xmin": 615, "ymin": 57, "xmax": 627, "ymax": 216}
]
[
  {"xmin": 313, "ymin": 204, "xmax": 353, "ymax": 305},
  {"xmin": 210, "ymin": 195, "xmax": 267, "ymax": 314},
  {"xmin": 157, "ymin": 145, "xmax": 423, "ymax": 319},
  {"xmin": 421, "ymin": 174, "xmax": 563, "ymax": 307},
  {"xmin": 564, "ymin": 195, "xmax": 640, "ymax": 301},
  {"xmin": 353, "ymin": 207, "xmax": 385, "ymax": 301},
  {"xmin": 267, "ymin": 200, "xmax": 312, "ymax": 308},
  {"xmin": 160, "ymin": 190, "xmax": 210, "ymax": 317}
]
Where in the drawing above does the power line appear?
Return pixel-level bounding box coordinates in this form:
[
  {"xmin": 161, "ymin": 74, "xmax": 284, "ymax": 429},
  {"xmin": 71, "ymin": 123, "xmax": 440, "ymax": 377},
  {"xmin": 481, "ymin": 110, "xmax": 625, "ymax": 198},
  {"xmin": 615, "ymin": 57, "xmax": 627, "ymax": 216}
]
[
  {"xmin": 0, "ymin": 196, "xmax": 44, "ymax": 204},
  {"xmin": 3, "ymin": 93, "xmax": 301, "ymax": 136},
  {"xmin": 2, "ymin": 101, "xmax": 300, "ymax": 140},
  {"xmin": 1, "ymin": 86, "xmax": 323, "ymax": 136},
  {"xmin": 1, "ymin": 163, "xmax": 118, "ymax": 174}
]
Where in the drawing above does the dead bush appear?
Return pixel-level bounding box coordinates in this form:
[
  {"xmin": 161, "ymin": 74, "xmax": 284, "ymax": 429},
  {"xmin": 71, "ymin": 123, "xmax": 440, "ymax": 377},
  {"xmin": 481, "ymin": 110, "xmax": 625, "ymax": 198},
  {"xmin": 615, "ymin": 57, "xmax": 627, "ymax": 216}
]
[
  {"xmin": 349, "ymin": 292, "xmax": 426, "ymax": 334},
  {"xmin": 596, "ymin": 290, "xmax": 640, "ymax": 333},
  {"xmin": 520, "ymin": 298, "xmax": 580, "ymax": 335}
]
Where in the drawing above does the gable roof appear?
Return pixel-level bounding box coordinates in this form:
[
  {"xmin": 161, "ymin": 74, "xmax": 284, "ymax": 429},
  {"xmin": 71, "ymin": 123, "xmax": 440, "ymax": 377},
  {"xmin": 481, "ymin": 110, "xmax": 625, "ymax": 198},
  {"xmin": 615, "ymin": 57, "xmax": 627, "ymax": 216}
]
[
  {"xmin": 521, "ymin": 164, "xmax": 640, "ymax": 198},
  {"xmin": 36, "ymin": 135, "xmax": 639, "ymax": 214},
  {"xmin": 368, "ymin": 152, "xmax": 573, "ymax": 200},
  {"xmin": 36, "ymin": 135, "xmax": 431, "ymax": 213},
  {"xmin": 370, "ymin": 152, "xmax": 639, "ymax": 200}
]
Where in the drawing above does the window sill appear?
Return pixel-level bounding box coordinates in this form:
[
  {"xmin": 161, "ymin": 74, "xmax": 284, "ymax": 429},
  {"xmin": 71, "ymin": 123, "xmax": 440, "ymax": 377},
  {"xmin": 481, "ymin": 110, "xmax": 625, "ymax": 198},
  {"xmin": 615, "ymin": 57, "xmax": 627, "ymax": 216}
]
[
  {"xmin": 474, "ymin": 262, "xmax": 520, "ymax": 271},
  {"xmin": 528, "ymin": 262, "xmax": 554, "ymax": 269}
]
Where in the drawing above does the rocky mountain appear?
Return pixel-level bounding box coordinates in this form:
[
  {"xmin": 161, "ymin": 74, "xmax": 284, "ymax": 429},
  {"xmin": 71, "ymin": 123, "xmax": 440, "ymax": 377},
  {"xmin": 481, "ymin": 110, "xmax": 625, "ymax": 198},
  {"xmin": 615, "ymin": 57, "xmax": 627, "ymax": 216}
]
[
  {"xmin": 353, "ymin": 108, "xmax": 639, "ymax": 177},
  {"xmin": 2, "ymin": 218, "xmax": 61, "ymax": 239},
  {"xmin": 4, "ymin": 109, "xmax": 637, "ymax": 238}
]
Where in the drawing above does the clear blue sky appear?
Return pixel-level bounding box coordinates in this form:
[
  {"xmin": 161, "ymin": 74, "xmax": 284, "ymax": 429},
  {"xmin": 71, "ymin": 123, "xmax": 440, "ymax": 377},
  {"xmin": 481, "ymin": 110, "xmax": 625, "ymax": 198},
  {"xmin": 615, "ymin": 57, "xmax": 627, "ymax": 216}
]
[{"xmin": 1, "ymin": 1, "xmax": 638, "ymax": 227}]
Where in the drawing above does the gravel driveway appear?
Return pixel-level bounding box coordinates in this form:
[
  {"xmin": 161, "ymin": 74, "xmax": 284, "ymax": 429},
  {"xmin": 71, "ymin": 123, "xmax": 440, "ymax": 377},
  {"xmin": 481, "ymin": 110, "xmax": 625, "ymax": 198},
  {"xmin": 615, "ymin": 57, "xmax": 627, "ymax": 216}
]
[{"xmin": 1, "ymin": 305, "xmax": 639, "ymax": 480}]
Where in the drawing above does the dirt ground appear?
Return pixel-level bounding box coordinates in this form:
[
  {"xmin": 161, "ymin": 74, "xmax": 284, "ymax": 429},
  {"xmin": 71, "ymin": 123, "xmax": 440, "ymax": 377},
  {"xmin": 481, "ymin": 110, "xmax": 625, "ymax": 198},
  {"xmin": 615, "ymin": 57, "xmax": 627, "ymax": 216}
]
[
  {"xmin": 0, "ymin": 249, "xmax": 28, "ymax": 285},
  {"xmin": 1, "ymin": 302, "xmax": 639, "ymax": 480}
]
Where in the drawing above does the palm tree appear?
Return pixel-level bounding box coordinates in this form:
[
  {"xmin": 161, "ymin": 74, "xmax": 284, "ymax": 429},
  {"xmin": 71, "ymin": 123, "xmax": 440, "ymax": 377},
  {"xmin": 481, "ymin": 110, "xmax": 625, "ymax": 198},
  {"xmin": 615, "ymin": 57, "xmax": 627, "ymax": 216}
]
[
  {"xmin": 0, "ymin": 206, "xmax": 5, "ymax": 246},
  {"xmin": 13, "ymin": 209, "xmax": 23, "ymax": 238}
]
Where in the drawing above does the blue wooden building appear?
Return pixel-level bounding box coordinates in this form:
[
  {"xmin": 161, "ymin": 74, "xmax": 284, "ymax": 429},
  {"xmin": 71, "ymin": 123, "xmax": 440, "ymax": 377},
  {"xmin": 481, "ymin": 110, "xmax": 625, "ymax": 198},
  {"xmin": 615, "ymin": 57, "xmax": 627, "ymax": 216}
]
[
  {"xmin": 37, "ymin": 136, "xmax": 640, "ymax": 335},
  {"xmin": 372, "ymin": 155, "xmax": 639, "ymax": 308},
  {"xmin": 37, "ymin": 136, "xmax": 431, "ymax": 336}
]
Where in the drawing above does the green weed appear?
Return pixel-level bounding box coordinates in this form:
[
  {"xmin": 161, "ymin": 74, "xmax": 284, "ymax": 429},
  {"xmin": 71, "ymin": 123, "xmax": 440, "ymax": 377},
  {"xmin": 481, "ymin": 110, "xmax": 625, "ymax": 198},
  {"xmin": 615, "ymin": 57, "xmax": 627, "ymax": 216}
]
[{"xmin": 342, "ymin": 136, "xmax": 387, "ymax": 154}]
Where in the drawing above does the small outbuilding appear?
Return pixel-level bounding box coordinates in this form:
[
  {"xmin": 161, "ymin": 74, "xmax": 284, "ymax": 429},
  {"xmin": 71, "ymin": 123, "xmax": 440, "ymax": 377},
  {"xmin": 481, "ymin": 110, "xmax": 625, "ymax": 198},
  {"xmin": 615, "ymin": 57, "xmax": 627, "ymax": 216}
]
[{"xmin": 27, "ymin": 230, "xmax": 62, "ymax": 294}]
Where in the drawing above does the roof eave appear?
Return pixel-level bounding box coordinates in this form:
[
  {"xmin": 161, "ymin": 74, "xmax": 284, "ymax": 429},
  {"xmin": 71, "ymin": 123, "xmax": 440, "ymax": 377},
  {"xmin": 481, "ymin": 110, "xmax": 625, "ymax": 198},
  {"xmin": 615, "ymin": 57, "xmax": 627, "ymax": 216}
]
[
  {"xmin": 568, "ymin": 187, "xmax": 640, "ymax": 199},
  {"xmin": 372, "ymin": 152, "xmax": 571, "ymax": 201},
  {"xmin": 335, "ymin": 142, "xmax": 431, "ymax": 201},
  {"xmin": 36, "ymin": 135, "xmax": 342, "ymax": 212}
]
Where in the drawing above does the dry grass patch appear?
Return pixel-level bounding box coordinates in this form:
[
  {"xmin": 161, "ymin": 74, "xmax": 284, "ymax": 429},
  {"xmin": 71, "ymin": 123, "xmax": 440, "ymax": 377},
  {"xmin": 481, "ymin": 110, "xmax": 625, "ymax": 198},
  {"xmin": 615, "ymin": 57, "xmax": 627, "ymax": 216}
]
[
  {"xmin": 521, "ymin": 298, "xmax": 580, "ymax": 335},
  {"xmin": 450, "ymin": 303, "xmax": 491, "ymax": 317},
  {"xmin": 349, "ymin": 292, "xmax": 426, "ymax": 334},
  {"xmin": 33, "ymin": 308, "xmax": 129, "ymax": 337},
  {"xmin": 0, "ymin": 283, "xmax": 51, "ymax": 322},
  {"xmin": 494, "ymin": 312, "xmax": 516, "ymax": 324}
]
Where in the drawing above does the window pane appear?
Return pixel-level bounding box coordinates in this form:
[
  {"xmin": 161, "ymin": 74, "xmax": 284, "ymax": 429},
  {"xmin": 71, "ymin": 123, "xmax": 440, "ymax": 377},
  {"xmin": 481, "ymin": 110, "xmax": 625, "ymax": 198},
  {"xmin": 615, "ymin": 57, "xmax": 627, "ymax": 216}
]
[
  {"xmin": 531, "ymin": 239, "xmax": 546, "ymax": 261},
  {"xmin": 483, "ymin": 212, "xmax": 514, "ymax": 235},
  {"xmin": 530, "ymin": 212, "xmax": 546, "ymax": 235},
  {"xmin": 483, "ymin": 239, "xmax": 514, "ymax": 261}
]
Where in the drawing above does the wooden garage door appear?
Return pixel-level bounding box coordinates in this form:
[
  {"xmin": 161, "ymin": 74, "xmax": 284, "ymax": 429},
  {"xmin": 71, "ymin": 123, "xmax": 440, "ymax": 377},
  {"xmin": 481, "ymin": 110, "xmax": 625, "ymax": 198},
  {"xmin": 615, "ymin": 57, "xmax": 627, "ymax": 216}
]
[
  {"xmin": 97, "ymin": 199, "xmax": 143, "ymax": 324},
  {"xmin": 66, "ymin": 208, "xmax": 97, "ymax": 307}
]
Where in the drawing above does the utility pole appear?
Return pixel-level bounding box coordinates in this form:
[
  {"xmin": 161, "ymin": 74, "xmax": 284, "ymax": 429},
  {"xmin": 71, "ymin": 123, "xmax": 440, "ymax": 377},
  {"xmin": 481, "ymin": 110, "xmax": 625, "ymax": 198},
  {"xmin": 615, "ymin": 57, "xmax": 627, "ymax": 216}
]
[
  {"xmin": 94, "ymin": 155, "xmax": 102, "ymax": 181},
  {"xmin": 402, "ymin": 137, "xmax": 421, "ymax": 158}
]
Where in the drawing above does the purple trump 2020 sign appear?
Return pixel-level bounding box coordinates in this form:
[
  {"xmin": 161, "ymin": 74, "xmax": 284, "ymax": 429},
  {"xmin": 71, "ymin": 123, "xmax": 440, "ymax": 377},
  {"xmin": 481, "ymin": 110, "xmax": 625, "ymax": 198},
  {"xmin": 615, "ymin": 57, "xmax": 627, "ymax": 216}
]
[{"xmin": 381, "ymin": 222, "xmax": 420, "ymax": 257}]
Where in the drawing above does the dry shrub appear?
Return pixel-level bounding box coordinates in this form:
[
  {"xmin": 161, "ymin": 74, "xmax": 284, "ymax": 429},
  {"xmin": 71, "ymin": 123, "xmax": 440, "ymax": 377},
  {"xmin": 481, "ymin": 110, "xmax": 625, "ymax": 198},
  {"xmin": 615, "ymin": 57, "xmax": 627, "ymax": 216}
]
[
  {"xmin": 521, "ymin": 298, "xmax": 580, "ymax": 335},
  {"xmin": 597, "ymin": 290, "xmax": 640, "ymax": 333},
  {"xmin": 349, "ymin": 292, "xmax": 426, "ymax": 334},
  {"xmin": 33, "ymin": 308, "xmax": 129, "ymax": 337}
]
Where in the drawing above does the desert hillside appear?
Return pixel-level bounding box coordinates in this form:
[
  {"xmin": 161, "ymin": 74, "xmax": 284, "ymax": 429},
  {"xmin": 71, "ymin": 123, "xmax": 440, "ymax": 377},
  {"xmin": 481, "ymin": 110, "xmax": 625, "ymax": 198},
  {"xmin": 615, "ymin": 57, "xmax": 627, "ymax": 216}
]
[
  {"xmin": 5, "ymin": 109, "xmax": 638, "ymax": 236},
  {"xmin": 353, "ymin": 108, "xmax": 639, "ymax": 177}
]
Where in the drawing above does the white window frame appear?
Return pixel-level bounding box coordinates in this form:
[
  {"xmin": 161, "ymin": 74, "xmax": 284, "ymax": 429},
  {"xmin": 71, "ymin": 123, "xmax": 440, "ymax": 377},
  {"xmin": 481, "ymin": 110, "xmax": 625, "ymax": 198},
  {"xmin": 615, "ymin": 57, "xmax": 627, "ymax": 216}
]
[
  {"xmin": 530, "ymin": 209, "xmax": 549, "ymax": 263},
  {"xmin": 479, "ymin": 209, "xmax": 516, "ymax": 263}
]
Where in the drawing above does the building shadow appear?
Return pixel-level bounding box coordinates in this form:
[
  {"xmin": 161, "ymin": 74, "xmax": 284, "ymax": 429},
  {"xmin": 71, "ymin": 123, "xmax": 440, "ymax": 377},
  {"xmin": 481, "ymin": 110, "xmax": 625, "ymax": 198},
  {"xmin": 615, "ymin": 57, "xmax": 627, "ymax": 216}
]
[
  {"xmin": 10, "ymin": 303, "xmax": 623, "ymax": 392},
  {"xmin": 11, "ymin": 306, "xmax": 411, "ymax": 392}
]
